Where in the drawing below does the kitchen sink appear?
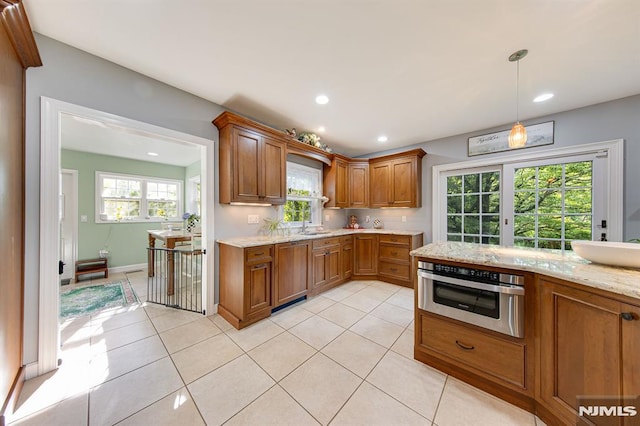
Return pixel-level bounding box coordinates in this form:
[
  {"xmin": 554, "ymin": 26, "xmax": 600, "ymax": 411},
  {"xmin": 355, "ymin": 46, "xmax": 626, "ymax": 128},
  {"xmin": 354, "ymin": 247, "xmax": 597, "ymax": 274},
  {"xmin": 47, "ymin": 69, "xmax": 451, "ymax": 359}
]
[{"xmin": 301, "ymin": 230, "xmax": 331, "ymax": 235}]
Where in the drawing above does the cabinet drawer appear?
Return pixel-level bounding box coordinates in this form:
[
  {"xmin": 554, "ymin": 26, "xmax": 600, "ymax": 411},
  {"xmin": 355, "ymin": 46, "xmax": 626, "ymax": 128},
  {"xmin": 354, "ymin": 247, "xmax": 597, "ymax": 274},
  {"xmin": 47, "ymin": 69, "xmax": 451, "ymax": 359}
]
[
  {"xmin": 378, "ymin": 234, "xmax": 411, "ymax": 246},
  {"xmin": 312, "ymin": 237, "xmax": 341, "ymax": 250},
  {"xmin": 378, "ymin": 261, "xmax": 410, "ymax": 280},
  {"xmin": 245, "ymin": 246, "xmax": 273, "ymax": 264},
  {"xmin": 420, "ymin": 313, "xmax": 526, "ymax": 388},
  {"xmin": 378, "ymin": 245, "xmax": 409, "ymax": 262},
  {"xmin": 340, "ymin": 235, "xmax": 353, "ymax": 245}
]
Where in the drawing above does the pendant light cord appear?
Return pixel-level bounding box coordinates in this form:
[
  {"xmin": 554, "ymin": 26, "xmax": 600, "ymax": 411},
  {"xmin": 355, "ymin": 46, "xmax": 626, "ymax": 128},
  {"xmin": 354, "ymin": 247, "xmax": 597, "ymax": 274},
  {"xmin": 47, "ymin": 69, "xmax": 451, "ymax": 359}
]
[{"xmin": 516, "ymin": 59, "xmax": 520, "ymax": 123}]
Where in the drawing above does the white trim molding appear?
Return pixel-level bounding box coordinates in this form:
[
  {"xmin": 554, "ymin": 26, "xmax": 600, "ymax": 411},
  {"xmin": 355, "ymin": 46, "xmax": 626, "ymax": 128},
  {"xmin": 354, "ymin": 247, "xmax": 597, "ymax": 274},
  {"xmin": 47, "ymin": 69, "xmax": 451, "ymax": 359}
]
[{"xmin": 38, "ymin": 97, "xmax": 215, "ymax": 377}]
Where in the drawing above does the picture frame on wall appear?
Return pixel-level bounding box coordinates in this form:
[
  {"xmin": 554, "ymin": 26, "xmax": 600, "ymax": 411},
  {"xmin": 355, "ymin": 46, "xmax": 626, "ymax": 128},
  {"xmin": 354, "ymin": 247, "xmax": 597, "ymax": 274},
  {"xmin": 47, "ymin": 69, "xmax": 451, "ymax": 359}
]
[{"xmin": 468, "ymin": 121, "xmax": 555, "ymax": 156}]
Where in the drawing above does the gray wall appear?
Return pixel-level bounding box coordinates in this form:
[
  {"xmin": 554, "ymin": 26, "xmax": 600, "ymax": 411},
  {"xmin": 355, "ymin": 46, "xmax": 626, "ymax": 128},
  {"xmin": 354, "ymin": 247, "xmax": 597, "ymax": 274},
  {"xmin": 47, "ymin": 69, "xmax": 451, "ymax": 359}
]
[
  {"xmin": 352, "ymin": 94, "xmax": 640, "ymax": 242},
  {"xmin": 24, "ymin": 33, "xmax": 639, "ymax": 367}
]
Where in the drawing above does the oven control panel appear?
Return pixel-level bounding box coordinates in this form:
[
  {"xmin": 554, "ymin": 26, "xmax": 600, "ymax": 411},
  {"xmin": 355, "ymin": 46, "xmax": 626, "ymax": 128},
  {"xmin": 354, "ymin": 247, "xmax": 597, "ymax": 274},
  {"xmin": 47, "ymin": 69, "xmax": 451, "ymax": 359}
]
[{"xmin": 433, "ymin": 264, "xmax": 500, "ymax": 282}]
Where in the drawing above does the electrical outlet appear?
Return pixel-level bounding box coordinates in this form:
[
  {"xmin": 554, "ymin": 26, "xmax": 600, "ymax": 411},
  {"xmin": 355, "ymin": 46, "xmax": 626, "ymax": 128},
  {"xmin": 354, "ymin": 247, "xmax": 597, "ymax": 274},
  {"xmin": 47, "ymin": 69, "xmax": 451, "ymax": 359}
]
[
  {"xmin": 80, "ymin": 215, "xmax": 88, "ymax": 223},
  {"xmin": 365, "ymin": 216, "xmax": 370, "ymax": 223},
  {"xmin": 401, "ymin": 215, "xmax": 407, "ymax": 223},
  {"xmin": 325, "ymin": 214, "xmax": 330, "ymax": 222},
  {"xmin": 248, "ymin": 214, "xmax": 260, "ymax": 224}
]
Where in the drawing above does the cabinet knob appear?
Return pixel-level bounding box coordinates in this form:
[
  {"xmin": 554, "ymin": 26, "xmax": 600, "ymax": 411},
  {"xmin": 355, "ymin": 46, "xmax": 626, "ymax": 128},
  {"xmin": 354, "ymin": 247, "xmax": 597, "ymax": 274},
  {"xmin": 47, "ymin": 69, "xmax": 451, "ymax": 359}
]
[
  {"xmin": 455, "ymin": 340, "xmax": 475, "ymax": 351},
  {"xmin": 621, "ymin": 312, "xmax": 636, "ymax": 321}
]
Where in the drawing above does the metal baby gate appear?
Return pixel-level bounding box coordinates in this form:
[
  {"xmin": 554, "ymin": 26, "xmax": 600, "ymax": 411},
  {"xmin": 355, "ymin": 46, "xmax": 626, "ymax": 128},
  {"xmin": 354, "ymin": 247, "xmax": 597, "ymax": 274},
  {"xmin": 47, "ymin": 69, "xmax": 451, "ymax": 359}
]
[{"xmin": 147, "ymin": 245, "xmax": 204, "ymax": 313}]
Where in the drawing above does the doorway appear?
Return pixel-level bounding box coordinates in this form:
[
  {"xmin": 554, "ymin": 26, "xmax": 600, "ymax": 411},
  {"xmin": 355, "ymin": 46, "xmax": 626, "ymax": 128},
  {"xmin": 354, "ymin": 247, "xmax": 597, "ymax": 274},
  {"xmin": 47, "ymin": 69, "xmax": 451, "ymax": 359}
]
[
  {"xmin": 59, "ymin": 169, "xmax": 78, "ymax": 285},
  {"xmin": 38, "ymin": 97, "xmax": 215, "ymax": 377}
]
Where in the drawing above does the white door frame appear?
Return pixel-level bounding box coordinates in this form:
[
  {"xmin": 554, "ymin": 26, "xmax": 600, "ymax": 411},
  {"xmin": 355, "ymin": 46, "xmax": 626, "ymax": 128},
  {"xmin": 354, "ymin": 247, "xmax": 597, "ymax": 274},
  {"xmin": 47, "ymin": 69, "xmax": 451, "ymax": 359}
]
[
  {"xmin": 39, "ymin": 97, "xmax": 215, "ymax": 376},
  {"xmin": 60, "ymin": 169, "xmax": 78, "ymax": 282}
]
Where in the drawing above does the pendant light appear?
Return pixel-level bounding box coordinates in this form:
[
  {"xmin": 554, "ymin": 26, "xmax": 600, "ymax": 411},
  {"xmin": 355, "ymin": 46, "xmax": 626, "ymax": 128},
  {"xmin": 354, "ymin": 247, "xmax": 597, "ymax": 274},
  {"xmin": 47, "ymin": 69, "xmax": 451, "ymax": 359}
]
[{"xmin": 508, "ymin": 49, "xmax": 528, "ymax": 148}]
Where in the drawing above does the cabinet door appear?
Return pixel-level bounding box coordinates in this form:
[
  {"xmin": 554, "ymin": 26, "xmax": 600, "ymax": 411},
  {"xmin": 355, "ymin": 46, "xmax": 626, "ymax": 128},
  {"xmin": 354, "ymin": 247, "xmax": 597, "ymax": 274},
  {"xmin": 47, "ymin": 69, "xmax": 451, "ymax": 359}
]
[
  {"xmin": 354, "ymin": 235, "xmax": 378, "ymax": 275},
  {"xmin": 233, "ymin": 127, "xmax": 262, "ymax": 202},
  {"xmin": 341, "ymin": 242, "xmax": 353, "ymax": 280},
  {"xmin": 369, "ymin": 161, "xmax": 391, "ymax": 207},
  {"xmin": 390, "ymin": 157, "xmax": 416, "ymax": 207},
  {"xmin": 327, "ymin": 245, "xmax": 341, "ymax": 284},
  {"xmin": 349, "ymin": 162, "xmax": 369, "ymax": 208},
  {"xmin": 246, "ymin": 262, "xmax": 272, "ymax": 315},
  {"xmin": 274, "ymin": 242, "xmax": 310, "ymax": 306},
  {"xmin": 539, "ymin": 280, "xmax": 640, "ymax": 425},
  {"xmin": 262, "ymin": 136, "xmax": 286, "ymax": 204},
  {"xmin": 312, "ymin": 249, "xmax": 329, "ymax": 290},
  {"xmin": 335, "ymin": 160, "xmax": 349, "ymax": 207}
]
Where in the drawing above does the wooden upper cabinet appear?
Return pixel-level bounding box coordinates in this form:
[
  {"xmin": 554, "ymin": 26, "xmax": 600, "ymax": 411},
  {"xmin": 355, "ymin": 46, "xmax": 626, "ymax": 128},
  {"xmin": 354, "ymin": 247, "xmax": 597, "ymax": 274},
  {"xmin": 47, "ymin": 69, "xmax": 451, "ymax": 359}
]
[
  {"xmin": 214, "ymin": 111, "xmax": 286, "ymax": 205},
  {"xmin": 369, "ymin": 149, "xmax": 426, "ymax": 208},
  {"xmin": 323, "ymin": 156, "xmax": 349, "ymax": 208},
  {"xmin": 348, "ymin": 161, "xmax": 369, "ymax": 208}
]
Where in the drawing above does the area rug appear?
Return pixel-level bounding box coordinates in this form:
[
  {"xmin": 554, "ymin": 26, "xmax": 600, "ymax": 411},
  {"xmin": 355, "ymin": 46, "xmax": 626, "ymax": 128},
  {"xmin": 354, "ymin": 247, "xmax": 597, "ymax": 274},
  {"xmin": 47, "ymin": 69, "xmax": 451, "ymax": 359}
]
[{"xmin": 60, "ymin": 279, "xmax": 138, "ymax": 319}]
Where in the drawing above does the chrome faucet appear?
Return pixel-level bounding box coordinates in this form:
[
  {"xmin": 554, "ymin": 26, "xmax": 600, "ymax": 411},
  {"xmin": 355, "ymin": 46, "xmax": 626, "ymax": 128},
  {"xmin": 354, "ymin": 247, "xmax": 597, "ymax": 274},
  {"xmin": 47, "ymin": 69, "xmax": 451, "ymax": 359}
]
[{"xmin": 301, "ymin": 220, "xmax": 308, "ymax": 234}]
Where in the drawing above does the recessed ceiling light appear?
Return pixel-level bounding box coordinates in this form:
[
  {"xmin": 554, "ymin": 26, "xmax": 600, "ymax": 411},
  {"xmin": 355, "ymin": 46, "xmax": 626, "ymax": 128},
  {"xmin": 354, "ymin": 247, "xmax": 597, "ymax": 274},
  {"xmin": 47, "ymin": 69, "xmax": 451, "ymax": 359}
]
[
  {"xmin": 315, "ymin": 95, "xmax": 329, "ymax": 105},
  {"xmin": 377, "ymin": 135, "xmax": 388, "ymax": 143},
  {"xmin": 147, "ymin": 152, "xmax": 159, "ymax": 156},
  {"xmin": 317, "ymin": 126, "xmax": 326, "ymax": 133},
  {"xmin": 533, "ymin": 93, "xmax": 554, "ymax": 103}
]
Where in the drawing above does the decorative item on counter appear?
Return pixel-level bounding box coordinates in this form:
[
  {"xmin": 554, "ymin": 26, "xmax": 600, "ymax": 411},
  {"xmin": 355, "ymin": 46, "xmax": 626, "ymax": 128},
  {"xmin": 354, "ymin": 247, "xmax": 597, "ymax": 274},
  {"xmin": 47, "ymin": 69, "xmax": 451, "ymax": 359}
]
[
  {"xmin": 183, "ymin": 212, "xmax": 200, "ymax": 233},
  {"xmin": 285, "ymin": 127, "xmax": 297, "ymax": 137},
  {"xmin": 346, "ymin": 215, "xmax": 360, "ymax": 229},
  {"xmin": 260, "ymin": 217, "xmax": 288, "ymax": 237},
  {"xmin": 373, "ymin": 219, "xmax": 383, "ymax": 229}
]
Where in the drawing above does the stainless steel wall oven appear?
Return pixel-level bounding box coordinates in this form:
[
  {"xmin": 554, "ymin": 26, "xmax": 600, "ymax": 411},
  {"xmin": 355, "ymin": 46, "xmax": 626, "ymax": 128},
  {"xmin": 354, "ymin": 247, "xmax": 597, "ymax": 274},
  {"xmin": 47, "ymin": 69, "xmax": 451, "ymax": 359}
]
[{"xmin": 417, "ymin": 261, "xmax": 525, "ymax": 338}]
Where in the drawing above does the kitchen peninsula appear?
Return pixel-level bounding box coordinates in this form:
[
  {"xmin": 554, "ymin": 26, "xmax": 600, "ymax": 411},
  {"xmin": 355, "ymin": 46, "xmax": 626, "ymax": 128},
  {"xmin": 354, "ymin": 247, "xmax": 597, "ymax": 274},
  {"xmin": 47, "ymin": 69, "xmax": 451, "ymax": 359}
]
[
  {"xmin": 411, "ymin": 241, "xmax": 640, "ymax": 426},
  {"xmin": 217, "ymin": 229, "xmax": 422, "ymax": 329}
]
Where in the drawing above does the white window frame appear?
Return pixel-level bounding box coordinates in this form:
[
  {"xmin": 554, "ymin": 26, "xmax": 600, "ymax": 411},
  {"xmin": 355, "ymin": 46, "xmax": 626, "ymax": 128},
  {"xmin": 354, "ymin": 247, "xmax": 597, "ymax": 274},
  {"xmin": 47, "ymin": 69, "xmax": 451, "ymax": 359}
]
[
  {"xmin": 283, "ymin": 162, "xmax": 323, "ymax": 227},
  {"xmin": 432, "ymin": 139, "xmax": 624, "ymax": 244},
  {"xmin": 95, "ymin": 171, "xmax": 183, "ymax": 223}
]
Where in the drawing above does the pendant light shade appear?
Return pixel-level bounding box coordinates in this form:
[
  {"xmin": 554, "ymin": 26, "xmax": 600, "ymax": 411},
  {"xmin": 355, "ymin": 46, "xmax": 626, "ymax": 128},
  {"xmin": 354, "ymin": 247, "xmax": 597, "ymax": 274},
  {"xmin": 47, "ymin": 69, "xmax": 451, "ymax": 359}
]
[
  {"xmin": 508, "ymin": 49, "xmax": 528, "ymax": 148},
  {"xmin": 508, "ymin": 122, "xmax": 527, "ymax": 147}
]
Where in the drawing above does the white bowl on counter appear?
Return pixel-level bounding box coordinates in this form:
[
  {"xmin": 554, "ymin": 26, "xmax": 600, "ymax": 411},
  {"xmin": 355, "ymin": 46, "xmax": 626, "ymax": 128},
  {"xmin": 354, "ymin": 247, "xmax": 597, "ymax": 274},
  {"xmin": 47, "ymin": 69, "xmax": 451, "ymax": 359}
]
[{"xmin": 571, "ymin": 240, "xmax": 640, "ymax": 269}]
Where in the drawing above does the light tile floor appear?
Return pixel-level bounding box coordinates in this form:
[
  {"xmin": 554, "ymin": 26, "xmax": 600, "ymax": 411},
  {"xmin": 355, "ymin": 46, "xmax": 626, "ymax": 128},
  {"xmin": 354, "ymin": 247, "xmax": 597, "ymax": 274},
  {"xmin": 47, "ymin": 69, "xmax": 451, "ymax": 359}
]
[{"xmin": 9, "ymin": 271, "xmax": 547, "ymax": 425}]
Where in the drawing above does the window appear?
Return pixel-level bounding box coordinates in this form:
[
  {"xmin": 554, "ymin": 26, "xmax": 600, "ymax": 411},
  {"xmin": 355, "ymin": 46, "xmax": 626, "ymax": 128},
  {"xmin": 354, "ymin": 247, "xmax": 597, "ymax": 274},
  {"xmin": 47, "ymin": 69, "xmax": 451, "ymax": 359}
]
[
  {"xmin": 187, "ymin": 176, "xmax": 201, "ymax": 216},
  {"xmin": 284, "ymin": 162, "xmax": 322, "ymax": 226},
  {"xmin": 433, "ymin": 140, "xmax": 623, "ymax": 248},
  {"xmin": 445, "ymin": 169, "xmax": 501, "ymax": 244},
  {"xmin": 511, "ymin": 161, "xmax": 593, "ymax": 250},
  {"xmin": 96, "ymin": 172, "xmax": 182, "ymax": 222}
]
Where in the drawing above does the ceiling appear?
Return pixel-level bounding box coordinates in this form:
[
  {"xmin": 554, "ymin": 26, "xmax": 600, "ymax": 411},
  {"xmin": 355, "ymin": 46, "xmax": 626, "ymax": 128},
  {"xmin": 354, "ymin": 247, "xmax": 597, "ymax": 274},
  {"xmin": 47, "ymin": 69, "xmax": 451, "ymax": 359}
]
[
  {"xmin": 25, "ymin": 0, "xmax": 640, "ymax": 156},
  {"xmin": 61, "ymin": 113, "xmax": 202, "ymax": 167}
]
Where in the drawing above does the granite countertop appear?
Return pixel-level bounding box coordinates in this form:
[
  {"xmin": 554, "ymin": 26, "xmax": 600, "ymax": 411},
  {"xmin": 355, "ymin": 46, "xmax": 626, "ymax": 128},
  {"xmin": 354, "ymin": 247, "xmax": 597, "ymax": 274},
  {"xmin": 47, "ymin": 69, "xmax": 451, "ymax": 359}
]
[
  {"xmin": 217, "ymin": 228, "xmax": 423, "ymax": 248},
  {"xmin": 410, "ymin": 241, "xmax": 640, "ymax": 300}
]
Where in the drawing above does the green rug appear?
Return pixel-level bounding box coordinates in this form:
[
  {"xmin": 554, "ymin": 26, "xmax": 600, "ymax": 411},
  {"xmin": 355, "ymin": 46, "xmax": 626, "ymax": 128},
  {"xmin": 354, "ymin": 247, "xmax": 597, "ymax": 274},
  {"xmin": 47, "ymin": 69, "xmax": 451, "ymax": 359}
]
[{"xmin": 60, "ymin": 280, "xmax": 138, "ymax": 319}]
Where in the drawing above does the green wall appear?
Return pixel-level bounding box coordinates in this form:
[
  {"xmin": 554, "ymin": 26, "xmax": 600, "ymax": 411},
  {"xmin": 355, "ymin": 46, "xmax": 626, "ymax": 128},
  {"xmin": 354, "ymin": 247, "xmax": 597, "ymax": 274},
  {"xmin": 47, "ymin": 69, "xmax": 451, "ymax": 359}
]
[{"xmin": 61, "ymin": 149, "xmax": 186, "ymax": 267}]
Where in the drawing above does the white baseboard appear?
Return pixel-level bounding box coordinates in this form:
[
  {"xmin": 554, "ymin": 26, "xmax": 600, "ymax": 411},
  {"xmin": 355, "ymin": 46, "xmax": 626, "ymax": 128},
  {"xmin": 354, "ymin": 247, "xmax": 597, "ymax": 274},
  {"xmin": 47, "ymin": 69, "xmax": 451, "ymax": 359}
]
[
  {"xmin": 109, "ymin": 263, "xmax": 147, "ymax": 275},
  {"xmin": 24, "ymin": 361, "xmax": 39, "ymax": 380}
]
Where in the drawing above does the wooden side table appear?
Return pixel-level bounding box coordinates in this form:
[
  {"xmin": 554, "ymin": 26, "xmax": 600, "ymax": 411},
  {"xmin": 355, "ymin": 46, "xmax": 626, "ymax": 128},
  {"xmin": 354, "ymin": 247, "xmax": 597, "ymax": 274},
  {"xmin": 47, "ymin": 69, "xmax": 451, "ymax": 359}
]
[{"xmin": 75, "ymin": 258, "xmax": 109, "ymax": 281}]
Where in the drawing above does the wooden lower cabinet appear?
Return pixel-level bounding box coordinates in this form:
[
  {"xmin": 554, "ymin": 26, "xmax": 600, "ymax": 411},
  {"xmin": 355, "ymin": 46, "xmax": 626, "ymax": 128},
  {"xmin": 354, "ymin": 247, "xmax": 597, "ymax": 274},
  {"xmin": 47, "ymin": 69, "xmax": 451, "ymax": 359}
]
[
  {"xmin": 341, "ymin": 236, "xmax": 353, "ymax": 280},
  {"xmin": 377, "ymin": 234, "xmax": 422, "ymax": 286},
  {"xmin": 218, "ymin": 244, "xmax": 274, "ymax": 329},
  {"xmin": 311, "ymin": 238, "xmax": 341, "ymax": 295},
  {"xmin": 353, "ymin": 234, "xmax": 378, "ymax": 276},
  {"xmin": 274, "ymin": 241, "xmax": 311, "ymax": 307},
  {"xmin": 538, "ymin": 278, "xmax": 640, "ymax": 426}
]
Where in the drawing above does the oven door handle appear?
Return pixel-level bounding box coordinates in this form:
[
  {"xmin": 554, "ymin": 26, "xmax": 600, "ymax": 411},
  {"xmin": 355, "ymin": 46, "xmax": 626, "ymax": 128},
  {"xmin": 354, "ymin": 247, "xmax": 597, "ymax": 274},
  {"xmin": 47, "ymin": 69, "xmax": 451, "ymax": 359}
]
[{"xmin": 418, "ymin": 271, "xmax": 525, "ymax": 296}]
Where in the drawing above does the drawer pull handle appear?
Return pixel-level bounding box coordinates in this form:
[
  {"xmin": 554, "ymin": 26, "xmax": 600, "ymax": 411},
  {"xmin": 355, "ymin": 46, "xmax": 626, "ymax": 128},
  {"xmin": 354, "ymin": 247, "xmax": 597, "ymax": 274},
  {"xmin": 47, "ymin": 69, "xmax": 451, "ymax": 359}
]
[
  {"xmin": 391, "ymin": 251, "xmax": 398, "ymax": 256},
  {"xmin": 253, "ymin": 252, "xmax": 264, "ymax": 256},
  {"xmin": 621, "ymin": 312, "xmax": 636, "ymax": 321},
  {"xmin": 390, "ymin": 268, "xmax": 398, "ymax": 272},
  {"xmin": 455, "ymin": 340, "xmax": 475, "ymax": 351}
]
